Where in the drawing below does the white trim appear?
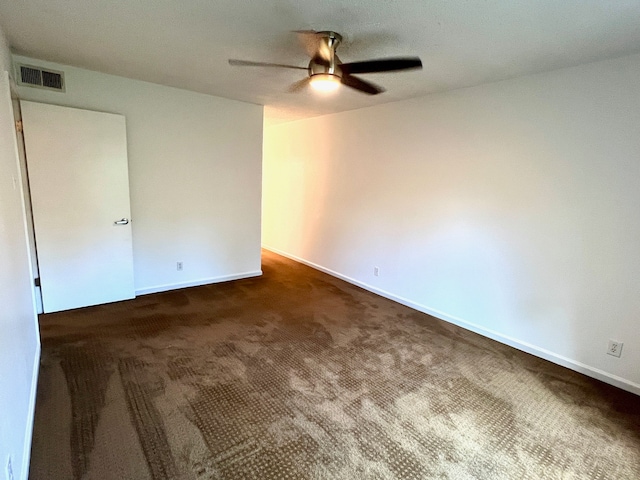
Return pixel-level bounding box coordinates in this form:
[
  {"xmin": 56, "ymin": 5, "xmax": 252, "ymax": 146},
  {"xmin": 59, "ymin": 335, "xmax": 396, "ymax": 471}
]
[
  {"xmin": 21, "ymin": 340, "xmax": 41, "ymax": 480},
  {"xmin": 263, "ymin": 245, "xmax": 640, "ymax": 396},
  {"xmin": 135, "ymin": 270, "xmax": 262, "ymax": 296},
  {"xmin": 34, "ymin": 286, "xmax": 43, "ymax": 314}
]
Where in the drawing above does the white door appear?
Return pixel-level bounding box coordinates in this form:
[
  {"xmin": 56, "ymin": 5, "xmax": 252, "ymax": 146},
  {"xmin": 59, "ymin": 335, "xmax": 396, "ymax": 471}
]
[{"xmin": 21, "ymin": 101, "xmax": 135, "ymax": 313}]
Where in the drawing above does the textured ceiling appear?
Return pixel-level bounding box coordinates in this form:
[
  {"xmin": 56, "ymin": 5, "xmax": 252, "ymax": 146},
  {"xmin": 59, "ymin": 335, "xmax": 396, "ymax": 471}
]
[{"xmin": 2, "ymin": 1, "xmax": 640, "ymax": 124}]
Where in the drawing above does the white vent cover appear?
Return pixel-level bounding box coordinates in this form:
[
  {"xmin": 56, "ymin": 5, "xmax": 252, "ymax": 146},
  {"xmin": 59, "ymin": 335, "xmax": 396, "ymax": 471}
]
[{"xmin": 16, "ymin": 64, "xmax": 65, "ymax": 92}]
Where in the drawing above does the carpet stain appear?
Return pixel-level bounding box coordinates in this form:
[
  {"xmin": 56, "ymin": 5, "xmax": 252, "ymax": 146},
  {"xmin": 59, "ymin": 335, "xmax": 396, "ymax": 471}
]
[
  {"xmin": 118, "ymin": 357, "xmax": 178, "ymax": 479},
  {"xmin": 58, "ymin": 344, "xmax": 113, "ymax": 479}
]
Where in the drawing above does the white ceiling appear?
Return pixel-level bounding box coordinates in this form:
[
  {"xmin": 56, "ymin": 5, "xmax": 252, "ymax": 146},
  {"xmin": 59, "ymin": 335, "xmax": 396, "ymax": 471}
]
[{"xmin": 2, "ymin": 1, "xmax": 640, "ymax": 125}]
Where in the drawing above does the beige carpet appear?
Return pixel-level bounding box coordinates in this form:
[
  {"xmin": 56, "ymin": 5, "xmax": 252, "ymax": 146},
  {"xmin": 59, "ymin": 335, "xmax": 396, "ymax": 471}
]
[{"xmin": 30, "ymin": 250, "xmax": 640, "ymax": 479}]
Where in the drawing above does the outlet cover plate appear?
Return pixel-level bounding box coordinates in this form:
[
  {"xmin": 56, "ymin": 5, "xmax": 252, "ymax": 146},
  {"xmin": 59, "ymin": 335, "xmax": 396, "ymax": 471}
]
[{"xmin": 607, "ymin": 340, "xmax": 623, "ymax": 358}]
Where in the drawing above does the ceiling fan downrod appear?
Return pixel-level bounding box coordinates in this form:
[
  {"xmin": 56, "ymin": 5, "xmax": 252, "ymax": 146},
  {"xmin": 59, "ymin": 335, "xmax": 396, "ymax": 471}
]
[{"xmin": 309, "ymin": 31, "xmax": 343, "ymax": 77}]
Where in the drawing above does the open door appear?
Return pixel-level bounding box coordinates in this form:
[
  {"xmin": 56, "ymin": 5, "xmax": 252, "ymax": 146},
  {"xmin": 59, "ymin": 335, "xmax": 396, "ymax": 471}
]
[{"xmin": 21, "ymin": 101, "xmax": 135, "ymax": 313}]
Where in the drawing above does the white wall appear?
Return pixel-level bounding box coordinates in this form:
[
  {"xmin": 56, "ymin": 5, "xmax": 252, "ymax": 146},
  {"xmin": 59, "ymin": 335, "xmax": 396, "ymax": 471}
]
[
  {"xmin": 0, "ymin": 28, "xmax": 10, "ymax": 73},
  {"xmin": 263, "ymin": 53, "xmax": 640, "ymax": 394},
  {"xmin": 0, "ymin": 27, "xmax": 40, "ymax": 480},
  {"xmin": 14, "ymin": 55, "xmax": 263, "ymax": 294}
]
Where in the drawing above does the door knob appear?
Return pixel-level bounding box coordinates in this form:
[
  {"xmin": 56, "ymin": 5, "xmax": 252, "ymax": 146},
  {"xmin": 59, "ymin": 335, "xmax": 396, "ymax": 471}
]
[{"xmin": 114, "ymin": 218, "xmax": 129, "ymax": 225}]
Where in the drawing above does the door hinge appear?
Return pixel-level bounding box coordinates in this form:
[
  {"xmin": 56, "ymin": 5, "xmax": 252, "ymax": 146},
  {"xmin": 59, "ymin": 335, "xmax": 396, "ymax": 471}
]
[
  {"xmin": 34, "ymin": 277, "xmax": 40, "ymax": 287},
  {"xmin": 15, "ymin": 120, "xmax": 23, "ymax": 133}
]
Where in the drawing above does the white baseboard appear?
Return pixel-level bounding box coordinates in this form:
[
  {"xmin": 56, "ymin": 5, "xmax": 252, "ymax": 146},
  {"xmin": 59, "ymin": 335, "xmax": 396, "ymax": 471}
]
[
  {"xmin": 263, "ymin": 245, "xmax": 640, "ymax": 396},
  {"xmin": 21, "ymin": 339, "xmax": 41, "ymax": 480},
  {"xmin": 135, "ymin": 270, "xmax": 262, "ymax": 296}
]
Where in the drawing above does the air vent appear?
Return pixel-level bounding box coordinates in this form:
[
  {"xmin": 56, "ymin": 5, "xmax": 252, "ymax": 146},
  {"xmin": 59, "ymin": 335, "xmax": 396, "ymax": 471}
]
[{"xmin": 16, "ymin": 64, "xmax": 65, "ymax": 92}]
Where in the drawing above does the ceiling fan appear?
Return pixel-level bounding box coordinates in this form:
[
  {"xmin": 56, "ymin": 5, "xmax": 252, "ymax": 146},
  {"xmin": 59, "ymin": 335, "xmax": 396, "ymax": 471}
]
[{"xmin": 228, "ymin": 31, "xmax": 422, "ymax": 95}]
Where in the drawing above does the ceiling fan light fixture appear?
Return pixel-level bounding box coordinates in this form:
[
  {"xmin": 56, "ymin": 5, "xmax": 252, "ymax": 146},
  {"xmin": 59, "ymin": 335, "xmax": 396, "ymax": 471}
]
[{"xmin": 310, "ymin": 74, "xmax": 341, "ymax": 93}]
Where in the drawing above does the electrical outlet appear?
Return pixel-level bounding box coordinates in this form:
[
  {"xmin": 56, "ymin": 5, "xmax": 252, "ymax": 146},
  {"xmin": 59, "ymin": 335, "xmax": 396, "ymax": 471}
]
[
  {"xmin": 374, "ymin": 266, "xmax": 379, "ymax": 277},
  {"xmin": 176, "ymin": 262, "xmax": 183, "ymax": 271},
  {"xmin": 6, "ymin": 455, "xmax": 14, "ymax": 480},
  {"xmin": 607, "ymin": 340, "xmax": 623, "ymax": 358}
]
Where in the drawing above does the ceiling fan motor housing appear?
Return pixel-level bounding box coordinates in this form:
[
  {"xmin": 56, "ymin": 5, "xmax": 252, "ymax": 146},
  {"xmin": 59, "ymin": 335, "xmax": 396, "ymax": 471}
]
[
  {"xmin": 308, "ymin": 59, "xmax": 342, "ymax": 78},
  {"xmin": 308, "ymin": 31, "xmax": 343, "ymax": 79}
]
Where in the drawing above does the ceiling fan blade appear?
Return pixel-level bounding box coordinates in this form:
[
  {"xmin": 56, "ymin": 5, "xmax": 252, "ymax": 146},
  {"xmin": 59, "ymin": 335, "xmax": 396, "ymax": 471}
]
[
  {"xmin": 340, "ymin": 74, "xmax": 385, "ymax": 95},
  {"xmin": 288, "ymin": 77, "xmax": 311, "ymax": 93},
  {"xmin": 340, "ymin": 57, "xmax": 422, "ymax": 75},
  {"xmin": 228, "ymin": 59, "xmax": 307, "ymax": 70}
]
